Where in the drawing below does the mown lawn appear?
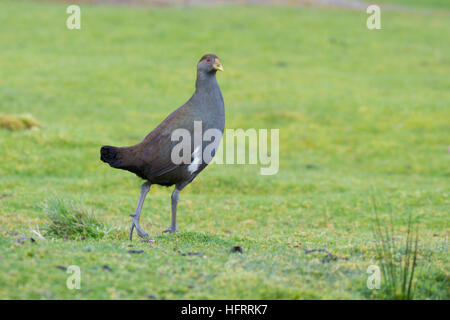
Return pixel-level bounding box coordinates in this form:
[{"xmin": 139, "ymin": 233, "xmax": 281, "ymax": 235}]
[{"xmin": 0, "ymin": 0, "xmax": 448, "ymax": 299}]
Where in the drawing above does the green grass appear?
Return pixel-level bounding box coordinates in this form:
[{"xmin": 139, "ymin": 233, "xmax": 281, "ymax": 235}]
[
  {"xmin": 41, "ymin": 198, "xmax": 121, "ymax": 240},
  {"xmin": 371, "ymin": 199, "xmax": 420, "ymax": 299},
  {"xmin": 0, "ymin": 0, "xmax": 448, "ymax": 299}
]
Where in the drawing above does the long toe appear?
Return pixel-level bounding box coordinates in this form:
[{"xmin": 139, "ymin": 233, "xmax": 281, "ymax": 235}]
[
  {"xmin": 136, "ymin": 229, "xmax": 149, "ymax": 239},
  {"xmin": 135, "ymin": 225, "xmax": 149, "ymax": 239},
  {"xmin": 162, "ymin": 227, "xmax": 177, "ymax": 234},
  {"xmin": 131, "ymin": 219, "xmax": 149, "ymax": 240},
  {"xmin": 129, "ymin": 224, "xmax": 135, "ymax": 241}
]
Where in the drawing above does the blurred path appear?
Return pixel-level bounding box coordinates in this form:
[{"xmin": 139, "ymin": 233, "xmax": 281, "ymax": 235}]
[
  {"xmin": 51, "ymin": 0, "xmax": 395, "ymax": 10},
  {"xmin": 49, "ymin": 0, "xmax": 450, "ymax": 12},
  {"xmin": 93, "ymin": 0, "xmax": 367, "ymax": 8}
]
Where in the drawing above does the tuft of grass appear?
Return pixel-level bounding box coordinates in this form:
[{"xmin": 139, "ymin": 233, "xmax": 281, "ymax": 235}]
[
  {"xmin": 371, "ymin": 198, "xmax": 419, "ymax": 300},
  {"xmin": 0, "ymin": 113, "xmax": 41, "ymax": 131},
  {"xmin": 41, "ymin": 198, "xmax": 119, "ymax": 240}
]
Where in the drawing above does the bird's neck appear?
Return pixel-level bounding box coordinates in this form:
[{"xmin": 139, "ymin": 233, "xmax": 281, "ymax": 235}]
[
  {"xmin": 192, "ymin": 70, "xmax": 224, "ymax": 120},
  {"xmin": 195, "ymin": 71, "xmax": 218, "ymax": 93}
]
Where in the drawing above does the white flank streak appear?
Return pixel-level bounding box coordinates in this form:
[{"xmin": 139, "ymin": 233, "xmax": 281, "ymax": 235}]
[{"xmin": 188, "ymin": 146, "xmax": 202, "ymax": 174}]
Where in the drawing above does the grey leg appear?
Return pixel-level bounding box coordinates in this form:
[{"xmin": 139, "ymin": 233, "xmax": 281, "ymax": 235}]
[
  {"xmin": 129, "ymin": 182, "xmax": 151, "ymax": 240},
  {"xmin": 163, "ymin": 187, "xmax": 180, "ymax": 233}
]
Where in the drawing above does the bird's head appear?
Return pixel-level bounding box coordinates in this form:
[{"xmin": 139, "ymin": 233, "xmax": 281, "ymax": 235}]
[{"xmin": 197, "ymin": 54, "xmax": 224, "ymax": 74}]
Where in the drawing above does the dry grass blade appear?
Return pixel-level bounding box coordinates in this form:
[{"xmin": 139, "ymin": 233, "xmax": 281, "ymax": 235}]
[{"xmin": 0, "ymin": 114, "xmax": 41, "ymax": 131}]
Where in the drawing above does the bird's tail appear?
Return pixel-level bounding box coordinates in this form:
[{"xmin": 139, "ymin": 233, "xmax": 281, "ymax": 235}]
[{"xmin": 100, "ymin": 145, "xmax": 123, "ymax": 168}]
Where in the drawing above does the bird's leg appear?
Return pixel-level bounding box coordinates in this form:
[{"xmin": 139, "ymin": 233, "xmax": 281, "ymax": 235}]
[
  {"xmin": 129, "ymin": 182, "xmax": 151, "ymax": 240},
  {"xmin": 163, "ymin": 187, "xmax": 180, "ymax": 233}
]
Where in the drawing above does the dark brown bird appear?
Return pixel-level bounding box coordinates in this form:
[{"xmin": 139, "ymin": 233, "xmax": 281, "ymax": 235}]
[{"xmin": 100, "ymin": 54, "xmax": 224, "ymax": 240}]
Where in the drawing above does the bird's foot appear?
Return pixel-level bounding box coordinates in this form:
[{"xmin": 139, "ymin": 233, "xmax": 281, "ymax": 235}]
[
  {"xmin": 162, "ymin": 226, "xmax": 177, "ymax": 234},
  {"xmin": 129, "ymin": 214, "xmax": 149, "ymax": 241}
]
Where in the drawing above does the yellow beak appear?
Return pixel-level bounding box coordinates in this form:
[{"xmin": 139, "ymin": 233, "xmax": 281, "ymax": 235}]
[{"xmin": 213, "ymin": 58, "xmax": 224, "ymax": 72}]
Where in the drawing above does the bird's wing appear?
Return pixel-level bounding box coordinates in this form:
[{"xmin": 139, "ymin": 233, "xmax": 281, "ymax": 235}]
[{"xmin": 138, "ymin": 106, "xmax": 196, "ymax": 179}]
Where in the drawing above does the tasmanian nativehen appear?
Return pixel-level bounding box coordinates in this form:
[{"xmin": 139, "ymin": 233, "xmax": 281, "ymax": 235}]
[{"xmin": 100, "ymin": 54, "xmax": 224, "ymax": 240}]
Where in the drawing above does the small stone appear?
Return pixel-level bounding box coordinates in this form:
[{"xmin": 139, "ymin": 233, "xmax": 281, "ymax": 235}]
[
  {"xmin": 230, "ymin": 246, "xmax": 243, "ymax": 254},
  {"xmin": 102, "ymin": 265, "xmax": 113, "ymax": 272},
  {"xmin": 128, "ymin": 250, "xmax": 144, "ymax": 254}
]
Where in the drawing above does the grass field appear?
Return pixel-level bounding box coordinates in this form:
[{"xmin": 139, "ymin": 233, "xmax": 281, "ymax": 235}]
[
  {"xmin": 375, "ymin": 0, "xmax": 449, "ymax": 9},
  {"xmin": 0, "ymin": 0, "xmax": 449, "ymax": 299}
]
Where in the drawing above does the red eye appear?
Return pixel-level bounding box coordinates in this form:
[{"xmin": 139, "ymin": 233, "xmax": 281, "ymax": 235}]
[{"xmin": 206, "ymin": 58, "xmax": 211, "ymax": 63}]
